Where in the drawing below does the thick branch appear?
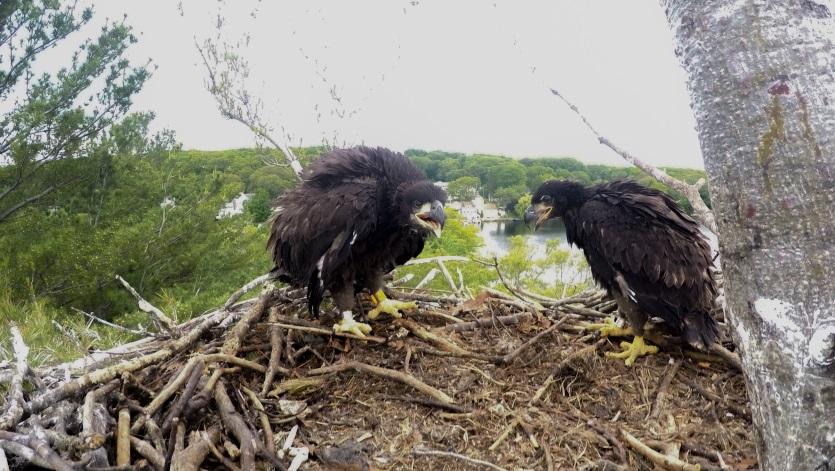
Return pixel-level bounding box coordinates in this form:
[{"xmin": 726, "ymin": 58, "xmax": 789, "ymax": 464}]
[
  {"xmin": 0, "ymin": 326, "xmax": 29, "ymax": 431},
  {"xmin": 115, "ymin": 275, "xmax": 178, "ymax": 334}
]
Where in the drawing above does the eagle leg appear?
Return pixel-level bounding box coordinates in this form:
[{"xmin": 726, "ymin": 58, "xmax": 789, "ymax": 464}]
[
  {"xmin": 605, "ymin": 336, "xmax": 659, "ymax": 366},
  {"xmin": 333, "ymin": 311, "xmax": 372, "ymax": 338},
  {"xmin": 582, "ymin": 318, "xmax": 635, "ymax": 338},
  {"xmin": 367, "ymin": 290, "xmax": 417, "ymax": 320}
]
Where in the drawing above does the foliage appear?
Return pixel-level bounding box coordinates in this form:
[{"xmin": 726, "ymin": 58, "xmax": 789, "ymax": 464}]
[
  {"xmin": 447, "ymin": 176, "xmax": 480, "ymax": 200},
  {"xmin": 514, "ymin": 194, "xmax": 532, "ymax": 220},
  {"xmin": 0, "ymin": 146, "xmax": 302, "ymax": 325},
  {"xmin": 0, "ymin": 1, "xmax": 150, "ymax": 222},
  {"xmin": 246, "ymin": 190, "xmax": 272, "ymax": 223}
]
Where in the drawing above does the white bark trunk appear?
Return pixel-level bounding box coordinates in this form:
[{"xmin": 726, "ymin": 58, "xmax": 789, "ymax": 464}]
[{"xmin": 662, "ymin": 1, "xmax": 835, "ymax": 469}]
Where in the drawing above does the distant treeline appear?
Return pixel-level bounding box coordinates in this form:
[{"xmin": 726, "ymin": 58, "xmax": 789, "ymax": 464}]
[{"xmin": 404, "ymin": 149, "xmax": 709, "ymax": 213}]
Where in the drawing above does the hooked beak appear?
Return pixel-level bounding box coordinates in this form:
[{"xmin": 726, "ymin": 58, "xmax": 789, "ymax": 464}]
[
  {"xmin": 524, "ymin": 203, "xmax": 552, "ymax": 230},
  {"xmin": 416, "ymin": 200, "xmax": 446, "ymax": 237}
]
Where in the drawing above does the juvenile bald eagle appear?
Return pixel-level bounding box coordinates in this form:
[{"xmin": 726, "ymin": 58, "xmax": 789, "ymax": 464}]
[
  {"xmin": 525, "ymin": 180, "xmax": 717, "ymax": 365},
  {"xmin": 268, "ymin": 147, "xmax": 446, "ymax": 337}
]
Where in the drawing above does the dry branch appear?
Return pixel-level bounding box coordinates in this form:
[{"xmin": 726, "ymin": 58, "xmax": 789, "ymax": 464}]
[
  {"xmin": 116, "ymin": 409, "xmax": 130, "ymax": 466},
  {"xmin": 413, "ymin": 447, "xmax": 509, "ymax": 471},
  {"xmin": 0, "ymin": 326, "xmax": 29, "ymax": 431},
  {"xmin": 130, "ymin": 436, "xmax": 165, "ymax": 469},
  {"xmin": 171, "ymin": 426, "xmax": 220, "ymax": 471},
  {"xmin": 305, "ymin": 361, "xmax": 454, "ymax": 405},
  {"xmin": 650, "ymin": 359, "xmax": 681, "ymax": 420},
  {"xmin": 222, "ymin": 288, "xmax": 274, "ymax": 356},
  {"xmin": 262, "ymin": 309, "xmax": 285, "ymax": 396},
  {"xmin": 622, "ymin": 430, "xmax": 702, "ymax": 471},
  {"xmin": 446, "ymin": 312, "xmax": 534, "ymax": 332},
  {"xmin": 498, "ymin": 318, "xmax": 567, "ymax": 365},
  {"xmin": 214, "ymin": 381, "xmax": 256, "ymax": 470},
  {"xmin": 116, "ymin": 274, "xmax": 178, "ymax": 334}
]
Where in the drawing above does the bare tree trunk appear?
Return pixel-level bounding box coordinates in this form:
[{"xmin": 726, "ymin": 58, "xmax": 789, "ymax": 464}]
[{"xmin": 662, "ymin": 1, "xmax": 835, "ymax": 469}]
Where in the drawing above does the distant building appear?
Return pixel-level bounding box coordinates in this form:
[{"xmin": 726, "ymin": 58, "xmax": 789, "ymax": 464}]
[
  {"xmin": 459, "ymin": 203, "xmax": 481, "ymax": 225},
  {"xmin": 482, "ymin": 203, "xmax": 501, "ymax": 221},
  {"xmin": 217, "ymin": 192, "xmax": 252, "ymax": 219}
]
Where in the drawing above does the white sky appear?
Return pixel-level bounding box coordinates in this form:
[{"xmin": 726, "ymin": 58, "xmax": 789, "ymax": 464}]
[{"xmin": 61, "ymin": 1, "xmax": 705, "ymax": 168}]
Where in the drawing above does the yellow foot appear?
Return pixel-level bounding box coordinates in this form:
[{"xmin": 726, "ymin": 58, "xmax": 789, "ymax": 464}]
[
  {"xmin": 605, "ymin": 336, "xmax": 659, "ymax": 366},
  {"xmin": 367, "ymin": 299, "xmax": 417, "ymax": 320},
  {"xmin": 582, "ymin": 318, "xmax": 635, "ymax": 338},
  {"xmin": 332, "ymin": 313, "xmax": 372, "ymax": 338}
]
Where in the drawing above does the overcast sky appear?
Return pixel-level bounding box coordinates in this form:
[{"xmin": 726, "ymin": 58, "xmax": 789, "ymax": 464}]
[{"xmin": 65, "ymin": 1, "xmax": 705, "ymax": 168}]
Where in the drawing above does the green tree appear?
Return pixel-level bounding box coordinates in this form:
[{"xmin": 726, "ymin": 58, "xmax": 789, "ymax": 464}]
[
  {"xmin": 494, "ymin": 185, "xmax": 527, "ymax": 211},
  {"xmin": 0, "ymin": 1, "xmax": 149, "ymax": 222},
  {"xmin": 246, "ymin": 191, "xmax": 272, "ymax": 223},
  {"xmin": 514, "ymin": 194, "xmax": 532, "ymax": 219},
  {"xmin": 447, "ymin": 176, "xmax": 480, "ymax": 200}
]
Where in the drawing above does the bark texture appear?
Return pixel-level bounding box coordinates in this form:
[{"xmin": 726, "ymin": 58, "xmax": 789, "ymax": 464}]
[{"xmin": 663, "ymin": 1, "xmax": 835, "ymax": 469}]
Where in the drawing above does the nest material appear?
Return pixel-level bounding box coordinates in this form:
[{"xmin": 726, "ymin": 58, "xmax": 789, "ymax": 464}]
[{"xmin": 0, "ymin": 282, "xmax": 756, "ymax": 470}]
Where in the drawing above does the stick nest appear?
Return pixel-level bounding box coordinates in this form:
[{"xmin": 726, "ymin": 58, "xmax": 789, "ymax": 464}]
[{"xmin": 0, "ymin": 284, "xmax": 756, "ymax": 470}]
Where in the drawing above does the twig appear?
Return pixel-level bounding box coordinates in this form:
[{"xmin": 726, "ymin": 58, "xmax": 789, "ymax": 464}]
[
  {"xmin": 650, "ymin": 359, "xmax": 681, "ymax": 420},
  {"xmin": 396, "ymin": 318, "xmax": 480, "ymax": 358},
  {"xmin": 677, "ymin": 376, "xmax": 750, "ymax": 421},
  {"xmin": 224, "ymin": 273, "xmax": 275, "ymax": 310},
  {"xmin": 498, "ymin": 318, "xmax": 567, "ymax": 365},
  {"xmin": 529, "ymin": 339, "xmax": 607, "ymax": 406},
  {"xmin": 161, "ymin": 360, "xmax": 205, "ymax": 434},
  {"xmin": 214, "ymin": 381, "xmax": 256, "ymax": 470},
  {"xmin": 241, "ymin": 386, "xmax": 274, "ymax": 452},
  {"xmin": 446, "ymin": 312, "xmax": 534, "ymax": 332},
  {"xmin": 170, "ymin": 426, "xmax": 220, "ymax": 471},
  {"xmin": 413, "ymin": 268, "xmax": 439, "ymax": 291},
  {"xmin": 72, "ymin": 307, "xmax": 147, "ymax": 335},
  {"xmin": 130, "ymin": 437, "xmax": 165, "ymax": 469},
  {"xmin": 82, "ymin": 382, "xmax": 118, "ymax": 466},
  {"xmin": 587, "ymin": 418, "xmax": 627, "ymax": 465},
  {"xmin": 378, "ymin": 394, "xmax": 470, "ymax": 413},
  {"xmin": 404, "ymin": 256, "xmax": 472, "ymax": 266},
  {"xmin": 489, "ymin": 417, "xmax": 520, "ymax": 451},
  {"xmin": 221, "ymin": 288, "xmax": 274, "ymax": 356},
  {"xmin": 0, "ymin": 326, "xmax": 29, "ymax": 431},
  {"xmin": 116, "ymin": 409, "xmax": 130, "ymax": 466},
  {"xmin": 413, "ymin": 447, "xmax": 509, "ymax": 471},
  {"xmin": 116, "ymin": 274, "xmax": 178, "ymax": 334},
  {"xmin": 549, "ymin": 87, "xmax": 716, "ymax": 232},
  {"xmin": 262, "ymin": 308, "xmax": 285, "ymax": 396},
  {"xmin": 305, "ymin": 361, "xmax": 454, "ymax": 404},
  {"xmin": 131, "ymin": 356, "xmax": 203, "ymax": 434},
  {"xmin": 436, "ymin": 259, "xmax": 462, "ymax": 296},
  {"xmin": 621, "ymin": 429, "xmax": 701, "ymax": 471}
]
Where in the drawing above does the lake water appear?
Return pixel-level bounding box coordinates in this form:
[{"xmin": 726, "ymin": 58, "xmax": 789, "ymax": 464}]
[
  {"xmin": 478, "ymin": 219, "xmax": 571, "ymax": 258},
  {"xmin": 477, "ymin": 219, "xmax": 591, "ymax": 286}
]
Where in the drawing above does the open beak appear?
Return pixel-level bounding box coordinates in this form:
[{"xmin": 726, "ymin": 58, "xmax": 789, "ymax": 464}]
[
  {"xmin": 524, "ymin": 203, "xmax": 552, "ymax": 230},
  {"xmin": 416, "ymin": 200, "xmax": 446, "ymax": 237}
]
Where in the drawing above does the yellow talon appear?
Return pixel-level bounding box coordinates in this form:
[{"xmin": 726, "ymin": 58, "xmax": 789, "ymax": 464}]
[
  {"xmin": 605, "ymin": 336, "xmax": 659, "ymax": 366},
  {"xmin": 367, "ymin": 290, "xmax": 417, "ymax": 320},
  {"xmin": 333, "ymin": 313, "xmax": 372, "ymax": 338},
  {"xmin": 582, "ymin": 318, "xmax": 635, "ymax": 338}
]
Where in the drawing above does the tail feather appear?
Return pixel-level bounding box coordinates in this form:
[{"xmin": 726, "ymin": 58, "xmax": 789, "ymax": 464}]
[
  {"xmin": 307, "ymin": 269, "xmax": 324, "ymax": 318},
  {"xmin": 681, "ymin": 311, "xmax": 718, "ymax": 351}
]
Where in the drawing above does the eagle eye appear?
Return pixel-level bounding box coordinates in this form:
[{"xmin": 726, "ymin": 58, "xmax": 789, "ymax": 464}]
[
  {"xmin": 412, "ymin": 200, "xmax": 422, "ymax": 210},
  {"xmin": 541, "ymin": 195, "xmax": 554, "ymax": 203}
]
